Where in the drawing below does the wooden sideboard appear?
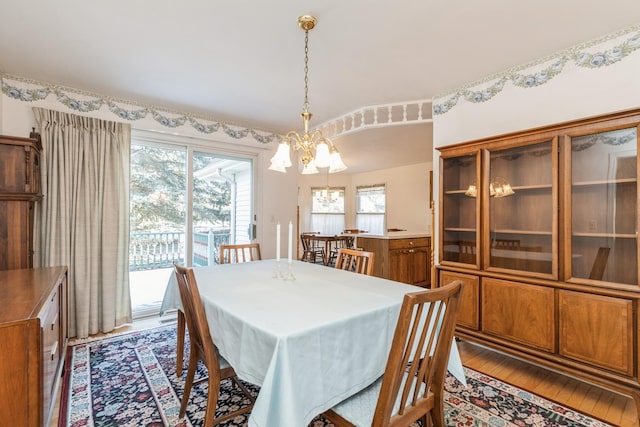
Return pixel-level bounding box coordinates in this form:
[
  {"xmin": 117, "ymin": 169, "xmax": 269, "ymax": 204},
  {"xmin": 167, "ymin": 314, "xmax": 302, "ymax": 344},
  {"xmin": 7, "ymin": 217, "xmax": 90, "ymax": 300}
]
[
  {"xmin": 358, "ymin": 233, "xmax": 431, "ymax": 287},
  {"xmin": 0, "ymin": 267, "xmax": 68, "ymax": 427}
]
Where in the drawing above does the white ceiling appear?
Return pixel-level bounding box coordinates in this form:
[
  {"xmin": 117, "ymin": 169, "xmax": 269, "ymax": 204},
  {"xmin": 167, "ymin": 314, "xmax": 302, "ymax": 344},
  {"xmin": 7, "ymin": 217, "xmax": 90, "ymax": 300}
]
[{"xmin": 1, "ymin": 1, "xmax": 639, "ymax": 173}]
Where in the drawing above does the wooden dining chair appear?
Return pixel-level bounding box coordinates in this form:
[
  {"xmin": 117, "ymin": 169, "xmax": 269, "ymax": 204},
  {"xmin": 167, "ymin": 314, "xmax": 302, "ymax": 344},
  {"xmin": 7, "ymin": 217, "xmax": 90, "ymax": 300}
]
[
  {"xmin": 322, "ymin": 280, "xmax": 463, "ymax": 427},
  {"xmin": 300, "ymin": 233, "xmax": 325, "ymax": 263},
  {"xmin": 219, "ymin": 242, "xmax": 262, "ymax": 264},
  {"xmin": 173, "ymin": 263, "xmax": 255, "ymax": 425},
  {"xmin": 335, "ymin": 248, "xmax": 375, "ymax": 276}
]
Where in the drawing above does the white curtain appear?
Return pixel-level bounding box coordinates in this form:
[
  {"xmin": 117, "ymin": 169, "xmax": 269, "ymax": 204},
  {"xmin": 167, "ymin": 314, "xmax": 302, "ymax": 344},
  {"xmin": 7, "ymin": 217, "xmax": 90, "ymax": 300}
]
[
  {"xmin": 33, "ymin": 108, "xmax": 132, "ymax": 338},
  {"xmin": 310, "ymin": 213, "xmax": 345, "ymax": 235}
]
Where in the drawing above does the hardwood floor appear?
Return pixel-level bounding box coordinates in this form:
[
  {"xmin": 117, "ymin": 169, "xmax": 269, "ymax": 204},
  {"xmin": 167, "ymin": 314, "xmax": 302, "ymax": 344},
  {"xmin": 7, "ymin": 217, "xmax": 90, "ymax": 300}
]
[
  {"xmin": 458, "ymin": 339, "xmax": 637, "ymax": 427},
  {"xmin": 51, "ymin": 320, "xmax": 637, "ymax": 426}
]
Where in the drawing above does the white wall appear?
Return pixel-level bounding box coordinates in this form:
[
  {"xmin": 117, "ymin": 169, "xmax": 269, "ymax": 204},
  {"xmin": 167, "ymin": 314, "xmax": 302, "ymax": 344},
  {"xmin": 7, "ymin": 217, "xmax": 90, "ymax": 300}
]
[
  {"xmin": 431, "ymin": 28, "xmax": 640, "ymax": 259},
  {"xmin": 0, "ymin": 88, "xmax": 299, "ymax": 260},
  {"xmin": 298, "ymin": 161, "xmax": 433, "ymax": 236}
]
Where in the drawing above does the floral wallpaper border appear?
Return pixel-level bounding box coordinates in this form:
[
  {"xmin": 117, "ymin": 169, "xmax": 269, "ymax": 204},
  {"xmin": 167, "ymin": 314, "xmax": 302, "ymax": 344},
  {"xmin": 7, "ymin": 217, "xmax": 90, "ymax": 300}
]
[
  {"xmin": 433, "ymin": 23, "xmax": 640, "ymax": 116},
  {"xmin": 1, "ymin": 73, "xmax": 279, "ymax": 145}
]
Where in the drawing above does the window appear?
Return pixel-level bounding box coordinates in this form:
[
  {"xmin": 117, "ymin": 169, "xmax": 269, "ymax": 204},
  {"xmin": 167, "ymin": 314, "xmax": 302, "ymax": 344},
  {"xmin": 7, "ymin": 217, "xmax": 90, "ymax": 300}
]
[
  {"xmin": 356, "ymin": 184, "xmax": 386, "ymax": 235},
  {"xmin": 310, "ymin": 186, "xmax": 345, "ymax": 234}
]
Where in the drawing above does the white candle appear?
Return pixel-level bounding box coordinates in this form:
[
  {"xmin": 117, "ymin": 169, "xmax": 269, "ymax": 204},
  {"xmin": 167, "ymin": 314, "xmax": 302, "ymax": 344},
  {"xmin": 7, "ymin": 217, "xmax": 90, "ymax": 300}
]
[
  {"xmin": 288, "ymin": 221, "xmax": 293, "ymax": 262},
  {"xmin": 276, "ymin": 222, "xmax": 281, "ymax": 262}
]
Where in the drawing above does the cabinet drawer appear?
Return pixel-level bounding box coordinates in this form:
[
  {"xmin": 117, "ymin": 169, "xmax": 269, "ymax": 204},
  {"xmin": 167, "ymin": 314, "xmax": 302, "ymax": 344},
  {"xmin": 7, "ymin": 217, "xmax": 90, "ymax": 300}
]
[
  {"xmin": 482, "ymin": 278, "xmax": 555, "ymax": 352},
  {"xmin": 559, "ymin": 290, "xmax": 633, "ymax": 375},
  {"xmin": 41, "ymin": 285, "xmax": 61, "ymax": 401},
  {"xmin": 389, "ymin": 237, "xmax": 429, "ymax": 250}
]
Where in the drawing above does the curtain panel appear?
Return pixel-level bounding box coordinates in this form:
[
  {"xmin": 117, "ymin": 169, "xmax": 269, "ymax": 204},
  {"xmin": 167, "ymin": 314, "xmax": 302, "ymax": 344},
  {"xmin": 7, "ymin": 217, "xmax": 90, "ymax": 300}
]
[{"xmin": 33, "ymin": 108, "xmax": 132, "ymax": 338}]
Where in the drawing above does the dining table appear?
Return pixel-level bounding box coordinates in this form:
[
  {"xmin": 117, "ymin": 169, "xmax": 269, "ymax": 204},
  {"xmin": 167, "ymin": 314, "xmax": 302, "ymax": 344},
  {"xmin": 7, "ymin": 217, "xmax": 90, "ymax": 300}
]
[
  {"xmin": 308, "ymin": 234, "xmax": 353, "ymax": 265},
  {"xmin": 160, "ymin": 259, "xmax": 467, "ymax": 427}
]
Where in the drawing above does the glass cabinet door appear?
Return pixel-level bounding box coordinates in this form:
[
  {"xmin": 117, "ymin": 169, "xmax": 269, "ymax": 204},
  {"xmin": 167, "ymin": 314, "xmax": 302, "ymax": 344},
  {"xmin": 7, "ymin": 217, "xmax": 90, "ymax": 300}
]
[
  {"xmin": 441, "ymin": 153, "xmax": 480, "ymax": 266},
  {"xmin": 569, "ymin": 127, "xmax": 638, "ymax": 285},
  {"xmin": 487, "ymin": 140, "xmax": 556, "ymax": 276}
]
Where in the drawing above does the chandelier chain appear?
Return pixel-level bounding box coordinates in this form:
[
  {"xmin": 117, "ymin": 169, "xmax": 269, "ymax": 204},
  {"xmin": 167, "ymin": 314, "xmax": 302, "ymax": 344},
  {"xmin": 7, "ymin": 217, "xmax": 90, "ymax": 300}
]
[{"xmin": 303, "ymin": 29, "xmax": 310, "ymax": 113}]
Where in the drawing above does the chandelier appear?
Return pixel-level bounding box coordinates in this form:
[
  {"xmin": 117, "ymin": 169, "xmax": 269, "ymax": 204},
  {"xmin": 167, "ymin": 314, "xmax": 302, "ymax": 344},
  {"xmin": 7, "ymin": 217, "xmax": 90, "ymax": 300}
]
[
  {"xmin": 465, "ymin": 177, "xmax": 514, "ymax": 198},
  {"xmin": 314, "ymin": 171, "xmax": 341, "ymax": 204},
  {"xmin": 268, "ymin": 15, "xmax": 347, "ymax": 175}
]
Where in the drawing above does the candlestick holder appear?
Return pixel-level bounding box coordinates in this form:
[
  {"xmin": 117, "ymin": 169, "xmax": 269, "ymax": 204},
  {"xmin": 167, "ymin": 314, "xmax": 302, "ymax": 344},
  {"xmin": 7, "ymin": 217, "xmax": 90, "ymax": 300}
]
[
  {"xmin": 284, "ymin": 260, "xmax": 296, "ymax": 281},
  {"xmin": 273, "ymin": 259, "xmax": 284, "ymax": 279}
]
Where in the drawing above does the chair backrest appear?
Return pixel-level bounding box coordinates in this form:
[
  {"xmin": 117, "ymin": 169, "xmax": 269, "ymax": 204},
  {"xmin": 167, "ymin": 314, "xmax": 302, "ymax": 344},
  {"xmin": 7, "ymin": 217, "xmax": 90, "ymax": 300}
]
[
  {"xmin": 589, "ymin": 246, "xmax": 610, "ymax": 280},
  {"xmin": 173, "ymin": 263, "xmax": 221, "ymax": 372},
  {"xmin": 373, "ymin": 280, "xmax": 463, "ymax": 426},
  {"xmin": 494, "ymin": 239, "xmax": 520, "ymax": 250},
  {"xmin": 459, "ymin": 241, "xmax": 476, "ymax": 263},
  {"xmin": 301, "ymin": 233, "xmax": 322, "ymax": 250},
  {"xmin": 219, "ymin": 243, "xmax": 262, "ymax": 264},
  {"xmin": 335, "ymin": 248, "xmax": 375, "ymax": 275}
]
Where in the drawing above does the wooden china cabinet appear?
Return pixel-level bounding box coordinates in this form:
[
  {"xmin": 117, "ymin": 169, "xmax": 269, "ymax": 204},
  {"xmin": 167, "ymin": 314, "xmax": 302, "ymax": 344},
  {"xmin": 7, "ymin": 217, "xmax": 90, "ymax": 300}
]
[
  {"xmin": 436, "ymin": 108, "xmax": 640, "ymax": 419},
  {"xmin": 0, "ymin": 131, "xmax": 42, "ymax": 270}
]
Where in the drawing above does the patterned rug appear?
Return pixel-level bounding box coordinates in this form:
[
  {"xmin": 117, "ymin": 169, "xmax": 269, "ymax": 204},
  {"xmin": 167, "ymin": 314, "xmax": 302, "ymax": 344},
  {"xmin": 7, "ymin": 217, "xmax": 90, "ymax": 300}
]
[{"xmin": 59, "ymin": 324, "xmax": 614, "ymax": 427}]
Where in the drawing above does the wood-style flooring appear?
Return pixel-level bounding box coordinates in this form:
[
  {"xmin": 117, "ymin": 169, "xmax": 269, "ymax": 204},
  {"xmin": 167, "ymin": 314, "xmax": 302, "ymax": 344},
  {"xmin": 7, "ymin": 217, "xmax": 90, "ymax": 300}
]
[{"xmin": 50, "ymin": 318, "xmax": 638, "ymax": 426}]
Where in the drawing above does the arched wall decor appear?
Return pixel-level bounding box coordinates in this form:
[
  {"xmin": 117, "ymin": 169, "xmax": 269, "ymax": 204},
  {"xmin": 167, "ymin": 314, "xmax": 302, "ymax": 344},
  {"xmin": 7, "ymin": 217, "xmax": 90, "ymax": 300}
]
[
  {"xmin": 433, "ymin": 23, "xmax": 640, "ymax": 116},
  {"xmin": 1, "ymin": 73, "xmax": 279, "ymax": 145}
]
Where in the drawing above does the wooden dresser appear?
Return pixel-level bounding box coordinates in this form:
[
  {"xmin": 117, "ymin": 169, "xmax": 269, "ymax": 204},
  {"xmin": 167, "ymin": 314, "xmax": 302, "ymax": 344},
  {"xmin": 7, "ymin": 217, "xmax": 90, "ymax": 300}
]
[
  {"xmin": 358, "ymin": 233, "xmax": 431, "ymax": 287},
  {"xmin": 0, "ymin": 267, "xmax": 68, "ymax": 427}
]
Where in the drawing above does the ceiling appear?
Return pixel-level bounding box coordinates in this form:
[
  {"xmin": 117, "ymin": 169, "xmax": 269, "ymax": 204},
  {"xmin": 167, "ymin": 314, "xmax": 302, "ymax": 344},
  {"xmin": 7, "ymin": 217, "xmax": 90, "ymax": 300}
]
[{"xmin": 1, "ymin": 1, "xmax": 639, "ymax": 173}]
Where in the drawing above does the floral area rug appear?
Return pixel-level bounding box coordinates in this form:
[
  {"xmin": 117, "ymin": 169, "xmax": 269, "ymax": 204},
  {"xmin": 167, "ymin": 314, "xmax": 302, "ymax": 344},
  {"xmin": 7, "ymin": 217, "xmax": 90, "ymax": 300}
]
[{"xmin": 59, "ymin": 324, "xmax": 614, "ymax": 427}]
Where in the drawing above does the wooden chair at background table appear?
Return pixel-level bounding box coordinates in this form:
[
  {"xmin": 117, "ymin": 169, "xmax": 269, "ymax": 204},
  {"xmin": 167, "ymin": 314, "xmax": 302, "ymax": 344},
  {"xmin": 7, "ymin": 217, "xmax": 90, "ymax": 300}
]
[
  {"xmin": 301, "ymin": 233, "xmax": 325, "ymax": 263},
  {"xmin": 335, "ymin": 248, "xmax": 375, "ymax": 276},
  {"xmin": 173, "ymin": 264, "xmax": 255, "ymax": 425},
  {"xmin": 219, "ymin": 243, "xmax": 262, "ymax": 264},
  {"xmin": 322, "ymin": 280, "xmax": 463, "ymax": 427}
]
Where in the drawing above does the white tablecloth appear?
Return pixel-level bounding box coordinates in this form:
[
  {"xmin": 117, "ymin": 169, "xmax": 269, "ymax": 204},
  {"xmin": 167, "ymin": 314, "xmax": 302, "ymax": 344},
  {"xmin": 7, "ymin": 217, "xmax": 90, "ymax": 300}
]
[{"xmin": 161, "ymin": 260, "xmax": 466, "ymax": 427}]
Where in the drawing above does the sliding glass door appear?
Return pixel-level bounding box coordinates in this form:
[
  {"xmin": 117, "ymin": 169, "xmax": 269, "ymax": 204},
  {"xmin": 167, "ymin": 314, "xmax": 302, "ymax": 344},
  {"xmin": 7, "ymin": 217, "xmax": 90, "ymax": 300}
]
[{"xmin": 129, "ymin": 139, "xmax": 254, "ymax": 318}]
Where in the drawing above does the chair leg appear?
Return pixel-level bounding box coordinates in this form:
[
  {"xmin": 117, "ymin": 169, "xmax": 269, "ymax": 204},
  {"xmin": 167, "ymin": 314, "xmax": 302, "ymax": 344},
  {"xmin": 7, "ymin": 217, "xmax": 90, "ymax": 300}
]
[
  {"xmin": 430, "ymin": 404, "xmax": 445, "ymax": 427},
  {"xmin": 176, "ymin": 310, "xmax": 185, "ymax": 376},
  {"xmin": 180, "ymin": 345, "xmax": 198, "ymax": 418},
  {"xmin": 203, "ymin": 377, "xmax": 219, "ymax": 427}
]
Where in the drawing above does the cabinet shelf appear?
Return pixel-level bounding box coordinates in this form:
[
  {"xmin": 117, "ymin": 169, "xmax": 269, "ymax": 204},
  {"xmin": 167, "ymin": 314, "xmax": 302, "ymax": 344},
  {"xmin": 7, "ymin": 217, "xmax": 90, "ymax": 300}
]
[
  {"xmin": 573, "ymin": 232, "xmax": 637, "ymax": 238},
  {"xmin": 443, "ymin": 189, "xmax": 470, "ymax": 195},
  {"xmin": 511, "ymin": 184, "xmax": 552, "ymax": 191},
  {"xmin": 491, "ymin": 229, "xmax": 552, "ymax": 236},
  {"xmin": 573, "ymin": 178, "xmax": 636, "ymax": 187},
  {"xmin": 444, "ymin": 227, "xmax": 476, "ymax": 233}
]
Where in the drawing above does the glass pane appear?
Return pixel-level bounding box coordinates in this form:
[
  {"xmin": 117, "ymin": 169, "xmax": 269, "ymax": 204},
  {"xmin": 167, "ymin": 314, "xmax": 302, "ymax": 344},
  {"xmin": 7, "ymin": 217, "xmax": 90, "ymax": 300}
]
[
  {"xmin": 356, "ymin": 185, "xmax": 386, "ymax": 213},
  {"xmin": 441, "ymin": 154, "xmax": 477, "ymax": 264},
  {"xmin": 129, "ymin": 144, "xmax": 187, "ymax": 270},
  {"xmin": 192, "ymin": 152, "xmax": 253, "ymax": 266},
  {"xmin": 129, "ymin": 143, "xmax": 187, "ymax": 318},
  {"xmin": 570, "ymin": 127, "xmax": 637, "ymax": 284},
  {"xmin": 489, "ymin": 141, "xmax": 554, "ymax": 274}
]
